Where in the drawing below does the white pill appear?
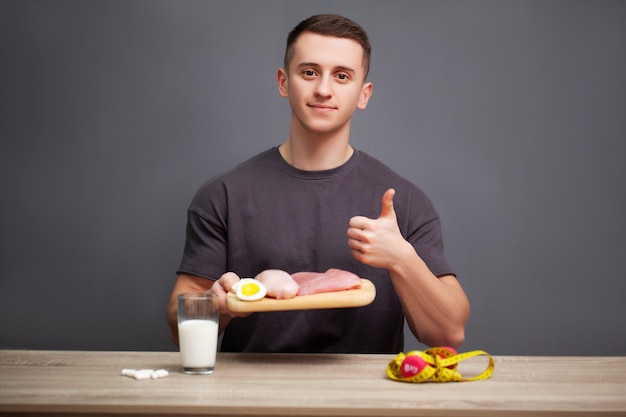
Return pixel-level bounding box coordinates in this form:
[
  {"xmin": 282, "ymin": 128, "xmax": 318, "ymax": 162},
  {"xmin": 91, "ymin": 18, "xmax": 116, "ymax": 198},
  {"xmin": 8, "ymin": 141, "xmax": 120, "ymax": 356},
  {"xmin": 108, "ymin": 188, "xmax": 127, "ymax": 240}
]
[
  {"xmin": 134, "ymin": 370, "xmax": 152, "ymax": 380},
  {"xmin": 121, "ymin": 369, "xmax": 136, "ymax": 377},
  {"xmin": 154, "ymin": 369, "xmax": 169, "ymax": 378}
]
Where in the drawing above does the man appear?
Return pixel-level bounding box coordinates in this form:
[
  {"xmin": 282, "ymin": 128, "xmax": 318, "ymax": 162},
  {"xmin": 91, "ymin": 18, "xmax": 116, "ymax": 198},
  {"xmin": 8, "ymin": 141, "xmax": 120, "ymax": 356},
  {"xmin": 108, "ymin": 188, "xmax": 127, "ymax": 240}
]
[{"xmin": 166, "ymin": 14, "xmax": 469, "ymax": 353}]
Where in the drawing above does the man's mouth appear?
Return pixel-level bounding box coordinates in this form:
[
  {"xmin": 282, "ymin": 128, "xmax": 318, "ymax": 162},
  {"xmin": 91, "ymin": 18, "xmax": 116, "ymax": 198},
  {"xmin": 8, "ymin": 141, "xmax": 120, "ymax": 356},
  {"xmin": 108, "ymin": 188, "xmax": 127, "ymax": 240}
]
[{"xmin": 309, "ymin": 103, "xmax": 336, "ymax": 111}]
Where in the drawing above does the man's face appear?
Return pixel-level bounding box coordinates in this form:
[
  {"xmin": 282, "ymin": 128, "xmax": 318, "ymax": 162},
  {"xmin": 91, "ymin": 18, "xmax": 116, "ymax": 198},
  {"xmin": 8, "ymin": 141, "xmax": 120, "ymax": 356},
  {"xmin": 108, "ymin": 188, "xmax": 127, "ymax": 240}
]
[{"xmin": 278, "ymin": 32, "xmax": 372, "ymax": 137}]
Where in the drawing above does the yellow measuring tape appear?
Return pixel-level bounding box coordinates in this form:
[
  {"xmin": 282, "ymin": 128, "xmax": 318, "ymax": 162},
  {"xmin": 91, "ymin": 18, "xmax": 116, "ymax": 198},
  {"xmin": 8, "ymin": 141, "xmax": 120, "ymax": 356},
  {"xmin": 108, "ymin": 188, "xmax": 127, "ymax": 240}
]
[{"xmin": 386, "ymin": 347, "xmax": 495, "ymax": 383}]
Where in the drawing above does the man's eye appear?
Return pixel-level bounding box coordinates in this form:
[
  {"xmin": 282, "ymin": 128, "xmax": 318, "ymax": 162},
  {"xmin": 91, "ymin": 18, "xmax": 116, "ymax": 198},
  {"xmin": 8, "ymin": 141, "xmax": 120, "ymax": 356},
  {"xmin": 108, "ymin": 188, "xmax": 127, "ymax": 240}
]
[
  {"xmin": 336, "ymin": 73, "xmax": 349, "ymax": 81},
  {"xmin": 303, "ymin": 69, "xmax": 316, "ymax": 77}
]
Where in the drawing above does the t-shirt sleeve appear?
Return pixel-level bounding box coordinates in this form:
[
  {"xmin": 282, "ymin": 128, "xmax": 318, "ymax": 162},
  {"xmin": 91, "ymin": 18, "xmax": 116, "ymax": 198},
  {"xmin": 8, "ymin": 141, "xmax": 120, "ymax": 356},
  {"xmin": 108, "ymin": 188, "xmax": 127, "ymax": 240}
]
[
  {"xmin": 405, "ymin": 187, "xmax": 456, "ymax": 278},
  {"xmin": 176, "ymin": 181, "xmax": 228, "ymax": 281}
]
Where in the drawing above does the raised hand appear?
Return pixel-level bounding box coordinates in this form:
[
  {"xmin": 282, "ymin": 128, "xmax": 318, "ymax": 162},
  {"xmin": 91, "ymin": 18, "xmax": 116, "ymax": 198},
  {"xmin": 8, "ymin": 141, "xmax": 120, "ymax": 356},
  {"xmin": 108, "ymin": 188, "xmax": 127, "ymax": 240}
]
[{"xmin": 347, "ymin": 188, "xmax": 411, "ymax": 269}]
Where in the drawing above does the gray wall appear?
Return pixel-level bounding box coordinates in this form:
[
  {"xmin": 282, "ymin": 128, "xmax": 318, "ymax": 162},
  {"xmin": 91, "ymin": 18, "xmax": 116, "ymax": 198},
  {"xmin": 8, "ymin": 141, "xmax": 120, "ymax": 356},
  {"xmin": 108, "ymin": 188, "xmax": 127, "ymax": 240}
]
[{"xmin": 1, "ymin": 0, "xmax": 625, "ymax": 356}]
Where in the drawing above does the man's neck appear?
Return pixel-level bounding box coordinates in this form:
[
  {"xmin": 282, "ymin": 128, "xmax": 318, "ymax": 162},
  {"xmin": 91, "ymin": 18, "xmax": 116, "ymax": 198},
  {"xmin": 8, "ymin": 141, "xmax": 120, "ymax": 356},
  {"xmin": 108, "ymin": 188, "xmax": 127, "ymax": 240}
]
[
  {"xmin": 279, "ymin": 118, "xmax": 354, "ymax": 170},
  {"xmin": 279, "ymin": 136, "xmax": 354, "ymax": 171}
]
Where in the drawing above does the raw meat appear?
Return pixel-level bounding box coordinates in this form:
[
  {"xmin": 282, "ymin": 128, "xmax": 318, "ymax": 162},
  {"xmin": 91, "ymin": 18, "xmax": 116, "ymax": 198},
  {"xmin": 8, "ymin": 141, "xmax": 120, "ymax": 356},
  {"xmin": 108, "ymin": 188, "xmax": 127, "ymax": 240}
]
[
  {"xmin": 291, "ymin": 268, "xmax": 362, "ymax": 296},
  {"xmin": 255, "ymin": 269, "xmax": 299, "ymax": 299}
]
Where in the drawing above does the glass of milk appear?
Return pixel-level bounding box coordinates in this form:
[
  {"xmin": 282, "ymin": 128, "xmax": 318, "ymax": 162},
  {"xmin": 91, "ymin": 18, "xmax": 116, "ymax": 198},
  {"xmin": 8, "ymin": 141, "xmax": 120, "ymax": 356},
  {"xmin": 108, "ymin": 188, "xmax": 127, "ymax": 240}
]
[{"xmin": 177, "ymin": 292, "xmax": 219, "ymax": 375}]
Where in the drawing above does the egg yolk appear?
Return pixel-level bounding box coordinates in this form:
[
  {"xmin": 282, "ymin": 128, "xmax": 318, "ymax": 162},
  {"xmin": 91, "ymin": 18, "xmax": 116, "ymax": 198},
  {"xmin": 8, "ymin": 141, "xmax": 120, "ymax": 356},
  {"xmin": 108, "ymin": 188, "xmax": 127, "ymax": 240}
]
[{"xmin": 240, "ymin": 282, "xmax": 260, "ymax": 296}]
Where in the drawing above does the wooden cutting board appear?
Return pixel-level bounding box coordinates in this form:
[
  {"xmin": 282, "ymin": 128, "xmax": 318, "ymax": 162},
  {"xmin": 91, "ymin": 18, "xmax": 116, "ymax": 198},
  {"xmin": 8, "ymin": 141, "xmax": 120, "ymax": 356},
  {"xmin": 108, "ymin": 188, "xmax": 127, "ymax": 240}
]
[{"xmin": 226, "ymin": 279, "xmax": 376, "ymax": 313}]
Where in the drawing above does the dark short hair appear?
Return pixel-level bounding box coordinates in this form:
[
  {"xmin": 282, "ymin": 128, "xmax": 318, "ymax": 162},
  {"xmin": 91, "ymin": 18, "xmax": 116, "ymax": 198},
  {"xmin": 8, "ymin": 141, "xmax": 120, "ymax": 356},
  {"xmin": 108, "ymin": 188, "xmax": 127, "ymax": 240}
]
[{"xmin": 284, "ymin": 14, "xmax": 371, "ymax": 79}]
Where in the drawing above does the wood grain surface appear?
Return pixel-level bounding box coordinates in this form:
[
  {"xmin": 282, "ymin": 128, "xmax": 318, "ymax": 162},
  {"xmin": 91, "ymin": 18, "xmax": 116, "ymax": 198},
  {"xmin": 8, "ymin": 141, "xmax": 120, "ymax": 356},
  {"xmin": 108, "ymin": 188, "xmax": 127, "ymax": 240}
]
[{"xmin": 1, "ymin": 350, "xmax": 626, "ymax": 416}]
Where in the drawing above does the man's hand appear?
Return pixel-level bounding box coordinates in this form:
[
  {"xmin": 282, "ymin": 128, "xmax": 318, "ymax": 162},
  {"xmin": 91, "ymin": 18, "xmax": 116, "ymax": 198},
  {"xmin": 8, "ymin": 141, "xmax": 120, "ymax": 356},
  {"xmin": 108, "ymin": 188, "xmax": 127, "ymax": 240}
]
[
  {"xmin": 209, "ymin": 272, "xmax": 249, "ymax": 319},
  {"xmin": 347, "ymin": 188, "xmax": 412, "ymax": 269}
]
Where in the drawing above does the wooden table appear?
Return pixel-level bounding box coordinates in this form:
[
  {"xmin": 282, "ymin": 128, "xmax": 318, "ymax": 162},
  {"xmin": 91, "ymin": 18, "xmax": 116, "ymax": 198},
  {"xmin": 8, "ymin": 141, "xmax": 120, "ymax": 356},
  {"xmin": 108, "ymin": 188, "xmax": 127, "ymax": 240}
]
[{"xmin": 1, "ymin": 350, "xmax": 625, "ymax": 416}]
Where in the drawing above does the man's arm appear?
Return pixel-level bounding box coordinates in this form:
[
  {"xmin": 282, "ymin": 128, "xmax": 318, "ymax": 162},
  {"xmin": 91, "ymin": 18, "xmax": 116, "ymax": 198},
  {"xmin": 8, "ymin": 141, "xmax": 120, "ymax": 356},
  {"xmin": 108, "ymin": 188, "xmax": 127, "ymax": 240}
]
[
  {"xmin": 347, "ymin": 188, "xmax": 470, "ymax": 348},
  {"xmin": 166, "ymin": 273, "xmax": 243, "ymax": 346}
]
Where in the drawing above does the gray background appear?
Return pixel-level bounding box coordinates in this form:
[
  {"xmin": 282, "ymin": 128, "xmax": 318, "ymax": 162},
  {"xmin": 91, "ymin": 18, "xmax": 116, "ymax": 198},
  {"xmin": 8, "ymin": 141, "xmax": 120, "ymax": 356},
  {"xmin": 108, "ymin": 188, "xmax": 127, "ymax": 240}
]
[{"xmin": 1, "ymin": 0, "xmax": 625, "ymax": 356}]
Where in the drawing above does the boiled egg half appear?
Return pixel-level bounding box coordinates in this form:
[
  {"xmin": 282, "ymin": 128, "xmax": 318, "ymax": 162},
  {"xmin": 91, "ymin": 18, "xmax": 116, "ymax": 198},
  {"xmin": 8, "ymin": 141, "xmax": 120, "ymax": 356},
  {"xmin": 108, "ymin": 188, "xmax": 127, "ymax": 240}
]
[{"xmin": 233, "ymin": 278, "xmax": 267, "ymax": 301}]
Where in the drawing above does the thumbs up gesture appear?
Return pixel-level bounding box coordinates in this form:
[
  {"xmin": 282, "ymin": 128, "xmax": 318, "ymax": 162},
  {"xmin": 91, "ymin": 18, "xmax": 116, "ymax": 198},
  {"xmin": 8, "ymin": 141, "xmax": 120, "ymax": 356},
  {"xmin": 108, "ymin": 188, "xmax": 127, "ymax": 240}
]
[{"xmin": 348, "ymin": 189, "xmax": 411, "ymax": 269}]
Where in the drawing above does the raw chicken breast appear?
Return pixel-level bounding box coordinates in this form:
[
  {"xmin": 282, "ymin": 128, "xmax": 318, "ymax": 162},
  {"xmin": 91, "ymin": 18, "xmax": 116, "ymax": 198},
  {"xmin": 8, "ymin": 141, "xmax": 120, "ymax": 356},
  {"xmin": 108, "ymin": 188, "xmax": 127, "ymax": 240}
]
[
  {"xmin": 292, "ymin": 268, "xmax": 362, "ymax": 296},
  {"xmin": 255, "ymin": 269, "xmax": 299, "ymax": 299}
]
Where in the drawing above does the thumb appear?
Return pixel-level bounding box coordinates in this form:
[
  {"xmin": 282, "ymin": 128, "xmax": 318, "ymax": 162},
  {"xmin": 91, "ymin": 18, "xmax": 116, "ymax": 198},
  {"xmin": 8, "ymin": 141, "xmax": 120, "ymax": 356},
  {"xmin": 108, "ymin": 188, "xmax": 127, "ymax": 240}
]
[{"xmin": 379, "ymin": 188, "xmax": 396, "ymax": 219}]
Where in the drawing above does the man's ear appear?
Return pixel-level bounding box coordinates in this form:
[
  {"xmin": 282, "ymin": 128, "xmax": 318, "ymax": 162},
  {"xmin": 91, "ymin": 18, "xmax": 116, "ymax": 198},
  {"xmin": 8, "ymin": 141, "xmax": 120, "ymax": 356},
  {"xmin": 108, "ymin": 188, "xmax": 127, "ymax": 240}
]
[
  {"xmin": 277, "ymin": 68, "xmax": 289, "ymax": 98},
  {"xmin": 357, "ymin": 82, "xmax": 373, "ymax": 110}
]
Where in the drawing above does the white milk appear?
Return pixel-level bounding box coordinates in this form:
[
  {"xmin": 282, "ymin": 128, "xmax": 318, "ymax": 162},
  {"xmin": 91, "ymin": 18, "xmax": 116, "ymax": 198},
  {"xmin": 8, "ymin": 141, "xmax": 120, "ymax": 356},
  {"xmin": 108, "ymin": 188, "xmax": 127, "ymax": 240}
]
[{"xmin": 178, "ymin": 319, "xmax": 218, "ymax": 369}]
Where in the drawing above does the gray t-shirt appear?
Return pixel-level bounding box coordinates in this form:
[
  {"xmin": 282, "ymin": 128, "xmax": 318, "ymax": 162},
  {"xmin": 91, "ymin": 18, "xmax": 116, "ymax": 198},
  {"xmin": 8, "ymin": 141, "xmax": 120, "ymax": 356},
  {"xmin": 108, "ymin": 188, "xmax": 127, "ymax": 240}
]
[{"xmin": 177, "ymin": 147, "xmax": 454, "ymax": 353}]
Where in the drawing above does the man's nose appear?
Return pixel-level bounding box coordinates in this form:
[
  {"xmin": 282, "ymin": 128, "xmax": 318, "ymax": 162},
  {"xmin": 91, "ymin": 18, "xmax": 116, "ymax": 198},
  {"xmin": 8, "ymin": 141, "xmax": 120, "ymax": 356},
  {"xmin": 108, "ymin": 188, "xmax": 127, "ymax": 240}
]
[{"xmin": 314, "ymin": 75, "xmax": 332, "ymax": 98}]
